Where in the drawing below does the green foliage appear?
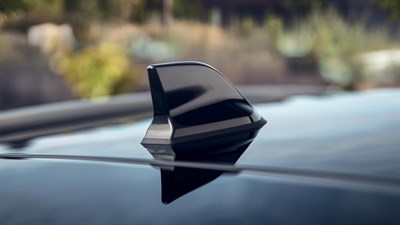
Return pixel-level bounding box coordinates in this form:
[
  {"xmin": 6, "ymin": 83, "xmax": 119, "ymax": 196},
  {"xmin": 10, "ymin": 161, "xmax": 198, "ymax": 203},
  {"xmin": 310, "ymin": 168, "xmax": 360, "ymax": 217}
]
[
  {"xmin": 275, "ymin": 9, "xmax": 398, "ymax": 89},
  {"xmin": 0, "ymin": 0, "xmax": 64, "ymax": 25},
  {"xmin": 277, "ymin": 26, "xmax": 314, "ymax": 57},
  {"xmin": 376, "ymin": 0, "xmax": 400, "ymax": 21},
  {"xmin": 173, "ymin": 0, "xmax": 202, "ymax": 20},
  {"xmin": 308, "ymin": 10, "xmax": 394, "ymax": 56},
  {"xmin": 264, "ymin": 15, "xmax": 284, "ymax": 52},
  {"xmin": 58, "ymin": 42, "xmax": 135, "ymax": 98},
  {"xmin": 309, "ymin": 10, "xmax": 398, "ymax": 88},
  {"xmin": 132, "ymin": 0, "xmax": 203, "ymax": 22},
  {"xmin": 240, "ymin": 17, "xmax": 256, "ymax": 37},
  {"xmin": 0, "ymin": 0, "xmax": 32, "ymax": 13},
  {"xmin": 131, "ymin": 0, "xmax": 163, "ymax": 22},
  {"xmin": 64, "ymin": 0, "xmax": 103, "ymax": 20},
  {"xmin": 319, "ymin": 56, "xmax": 363, "ymax": 90}
]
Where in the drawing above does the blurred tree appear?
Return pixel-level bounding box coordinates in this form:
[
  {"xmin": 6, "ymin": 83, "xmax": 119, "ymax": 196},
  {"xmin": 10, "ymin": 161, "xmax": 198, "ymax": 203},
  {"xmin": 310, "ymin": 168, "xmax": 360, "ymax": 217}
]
[
  {"xmin": 131, "ymin": 0, "xmax": 162, "ymax": 22},
  {"xmin": 0, "ymin": 0, "xmax": 64, "ymax": 28},
  {"xmin": 114, "ymin": 0, "xmax": 138, "ymax": 22},
  {"xmin": 173, "ymin": 0, "xmax": 202, "ymax": 20},
  {"xmin": 0, "ymin": 0, "xmax": 32, "ymax": 13},
  {"xmin": 64, "ymin": 0, "xmax": 101, "ymax": 20},
  {"xmin": 163, "ymin": 0, "xmax": 173, "ymax": 27},
  {"xmin": 281, "ymin": 0, "xmax": 327, "ymax": 19},
  {"xmin": 131, "ymin": 0, "xmax": 203, "ymax": 23}
]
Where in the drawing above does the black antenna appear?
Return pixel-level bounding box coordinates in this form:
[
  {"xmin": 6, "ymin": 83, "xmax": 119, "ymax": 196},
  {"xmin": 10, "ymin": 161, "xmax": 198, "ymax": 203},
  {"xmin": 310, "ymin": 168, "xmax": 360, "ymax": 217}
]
[{"xmin": 141, "ymin": 61, "xmax": 266, "ymax": 148}]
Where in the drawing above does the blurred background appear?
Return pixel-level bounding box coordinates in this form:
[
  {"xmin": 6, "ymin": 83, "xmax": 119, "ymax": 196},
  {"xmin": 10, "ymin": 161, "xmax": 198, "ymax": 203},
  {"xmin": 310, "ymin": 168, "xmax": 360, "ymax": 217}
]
[{"xmin": 0, "ymin": 0, "xmax": 399, "ymax": 110}]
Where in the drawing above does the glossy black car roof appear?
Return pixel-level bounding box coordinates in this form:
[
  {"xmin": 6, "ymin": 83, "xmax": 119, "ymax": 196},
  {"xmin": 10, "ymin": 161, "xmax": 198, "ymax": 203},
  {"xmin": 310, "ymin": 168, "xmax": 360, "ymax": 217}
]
[{"xmin": 1, "ymin": 88, "xmax": 399, "ymax": 224}]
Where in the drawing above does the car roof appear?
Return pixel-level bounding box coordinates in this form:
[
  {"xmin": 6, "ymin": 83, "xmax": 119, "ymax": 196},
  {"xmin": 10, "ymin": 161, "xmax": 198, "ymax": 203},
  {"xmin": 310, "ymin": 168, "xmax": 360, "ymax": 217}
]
[
  {"xmin": 1, "ymin": 88, "xmax": 399, "ymax": 224},
  {"xmin": 1, "ymin": 88, "xmax": 398, "ymax": 180},
  {"xmin": 2, "ymin": 158, "xmax": 398, "ymax": 224},
  {"xmin": 240, "ymin": 88, "xmax": 400, "ymax": 179}
]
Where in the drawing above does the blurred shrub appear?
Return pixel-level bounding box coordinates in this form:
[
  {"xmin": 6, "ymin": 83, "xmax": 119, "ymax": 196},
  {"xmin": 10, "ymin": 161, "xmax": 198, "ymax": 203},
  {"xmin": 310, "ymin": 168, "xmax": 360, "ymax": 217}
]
[
  {"xmin": 319, "ymin": 57, "xmax": 363, "ymax": 90},
  {"xmin": 239, "ymin": 17, "xmax": 257, "ymax": 37},
  {"xmin": 264, "ymin": 15, "xmax": 283, "ymax": 53},
  {"xmin": 308, "ymin": 10, "xmax": 395, "ymax": 56},
  {"xmin": 158, "ymin": 20, "xmax": 231, "ymax": 58},
  {"xmin": 273, "ymin": 9, "xmax": 399, "ymax": 89},
  {"xmin": 277, "ymin": 27, "xmax": 314, "ymax": 58},
  {"xmin": 311, "ymin": 10, "xmax": 398, "ymax": 88},
  {"xmin": 57, "ymin": 42, "xmax": 136, "ymax": 98}
]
